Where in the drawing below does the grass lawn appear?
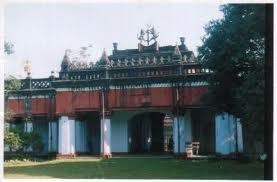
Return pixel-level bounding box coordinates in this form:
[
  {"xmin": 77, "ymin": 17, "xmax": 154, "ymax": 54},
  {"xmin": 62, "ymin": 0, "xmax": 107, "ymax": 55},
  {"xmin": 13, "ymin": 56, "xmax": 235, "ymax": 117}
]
[{"xmin": 4, "ymin": 157, "xmax": 264, "ymax": 179}]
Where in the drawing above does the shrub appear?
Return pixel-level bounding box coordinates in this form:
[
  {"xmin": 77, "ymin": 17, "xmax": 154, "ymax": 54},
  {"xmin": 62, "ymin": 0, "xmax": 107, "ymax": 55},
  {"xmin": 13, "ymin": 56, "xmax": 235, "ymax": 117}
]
[
  {"xmin": 4, "ymin": 128, "xmax": 44, "ymax": 155},
  {"xmin": 4, "ymin": 129, "xmax": 23, "ymax": 152}
]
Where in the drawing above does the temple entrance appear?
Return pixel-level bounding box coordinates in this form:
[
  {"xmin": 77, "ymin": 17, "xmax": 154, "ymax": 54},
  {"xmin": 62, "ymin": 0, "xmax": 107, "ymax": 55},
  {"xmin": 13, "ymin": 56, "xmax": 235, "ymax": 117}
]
[
  {"xmin": 75, "ymin": 111, "xmax": 101, "ymax": 155},
  {"xmin": 128, "ymin": 112, "xmax": 166, "ymax": 154}
]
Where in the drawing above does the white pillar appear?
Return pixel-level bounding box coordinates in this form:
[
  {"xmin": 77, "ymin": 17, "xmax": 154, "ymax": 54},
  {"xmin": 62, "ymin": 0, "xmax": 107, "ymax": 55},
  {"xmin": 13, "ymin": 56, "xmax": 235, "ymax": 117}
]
[
  {"xmin": 101, "ymin": 117, "xmax": 111, "ymax": 156},
  {"xmin": 58, "ymin": 116, "xmax": 75, "ymax": 155},
  {"xmin": 48, "ymin": 121, "xmax": 58, "ymax": 152},
  {"xmin": 215, "ymin": 112, "xmax": 243, "ymax": 154},
  {"xmin": 24, "ymin": 122, "xmax": 33, "ymax": 133},
  {"xmin": 24, "ymin": 121, "xmax": 33, "ymax": 152},
  {"xmin": 173, "ymin": 111, "xmax": 192, "ymax": 154},
  {"xmin": 4, "ymin": 122, "xmax": 10, "ymax": 131}
]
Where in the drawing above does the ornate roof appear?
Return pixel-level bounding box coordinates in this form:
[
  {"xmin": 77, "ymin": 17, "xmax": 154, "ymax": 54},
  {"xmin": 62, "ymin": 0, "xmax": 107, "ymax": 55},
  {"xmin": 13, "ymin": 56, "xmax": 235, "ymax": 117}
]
[
  {"xmin": 61, "ymin": 28, "xmax": 196, "ymax": 72},
  {"xmin": 5, "ymin": 27, "xmax": 211, "ymax": 92}
]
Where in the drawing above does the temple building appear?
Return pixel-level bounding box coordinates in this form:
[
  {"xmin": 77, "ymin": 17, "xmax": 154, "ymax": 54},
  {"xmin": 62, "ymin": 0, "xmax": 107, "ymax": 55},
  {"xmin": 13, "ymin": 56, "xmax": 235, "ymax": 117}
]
[{"xmin": 4, "ymin": 27, "xmax": 243, "ymax": 157}]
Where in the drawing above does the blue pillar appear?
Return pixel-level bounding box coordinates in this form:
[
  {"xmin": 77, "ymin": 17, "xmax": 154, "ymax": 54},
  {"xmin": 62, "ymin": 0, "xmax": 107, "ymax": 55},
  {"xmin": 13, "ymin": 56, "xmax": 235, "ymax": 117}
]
[
  {"xmin": 173, "ymin": 111, "xmax": 192, "ymax": 154},
  {"xmin": 48, "ymin": 121, "xmax": 58, "ymax": 152},
  {"xmin": 215, "ymin": 113, "xmax": 243, "ymax": 154}
]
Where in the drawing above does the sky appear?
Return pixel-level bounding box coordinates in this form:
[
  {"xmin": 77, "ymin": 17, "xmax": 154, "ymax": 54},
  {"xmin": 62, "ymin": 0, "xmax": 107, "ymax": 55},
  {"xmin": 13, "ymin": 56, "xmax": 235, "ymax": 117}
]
[{"xmin": 4, "ymin": 3, "xmax": 223, "ymax": 78}]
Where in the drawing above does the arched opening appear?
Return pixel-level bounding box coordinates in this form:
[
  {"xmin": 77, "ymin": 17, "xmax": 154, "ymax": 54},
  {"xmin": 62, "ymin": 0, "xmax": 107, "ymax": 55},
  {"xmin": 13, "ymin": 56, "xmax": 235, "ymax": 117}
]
[{"xmin": 127, "ymin": 112, "xmax": 173, "ymax": 154}]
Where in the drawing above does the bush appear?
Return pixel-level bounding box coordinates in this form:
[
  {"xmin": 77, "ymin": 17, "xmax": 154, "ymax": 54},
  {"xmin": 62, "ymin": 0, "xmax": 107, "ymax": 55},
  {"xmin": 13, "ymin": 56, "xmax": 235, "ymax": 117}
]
[
  {"xmin": 4, "ymin": 128, "xmax": 44, "ymax": 155},
  {"xmin": 4, "ymin": 129, "xmax": 23, "ymax": 152}
]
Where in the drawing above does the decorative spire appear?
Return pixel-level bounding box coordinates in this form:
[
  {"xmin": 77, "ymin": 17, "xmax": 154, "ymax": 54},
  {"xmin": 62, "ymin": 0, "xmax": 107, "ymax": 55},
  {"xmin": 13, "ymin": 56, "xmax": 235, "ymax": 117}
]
[
  {"xmin": 100, "ymin": 48, "xmax": 110, "ymax": 66},
  {"xmin": 61, "ymin": 49, "xmax": 70, "ymax": 72}
]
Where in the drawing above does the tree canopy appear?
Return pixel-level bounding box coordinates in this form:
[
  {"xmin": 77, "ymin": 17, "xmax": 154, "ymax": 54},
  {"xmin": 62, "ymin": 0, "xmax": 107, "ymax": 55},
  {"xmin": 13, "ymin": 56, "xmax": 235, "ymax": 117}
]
[
  {"xmin": 4, "ymin": 41, "xmax": 14, "ymax": 55},
  {"xmin": 198, "ymin": 4, "xmax": 265, "ymax": 142}
]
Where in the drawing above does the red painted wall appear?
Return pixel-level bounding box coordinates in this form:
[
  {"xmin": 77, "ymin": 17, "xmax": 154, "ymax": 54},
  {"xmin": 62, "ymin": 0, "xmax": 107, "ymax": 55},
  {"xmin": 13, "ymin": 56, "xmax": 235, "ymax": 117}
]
[
  {"xmin": 108, "ymin": 88, "xmax": 174, "ymax": 108},
  {"xmin": 7, "ymin": 98, "xmax": 51, "ymax": 116},
  {"xmin": 7, "ymin": 86, "xmax": 209, "ymax": 116},
  {"xmin": 55, "ymin": 91, "xmax": 100, "ymax": 114},
  {"xmin": 30, "ymin": 98, "xmax": 50, "ymax": 114},
  {"xmin": 7, "ymin": 99, "xmax": 25, "ymax": 115},
  {"xmin": 179, "ymin": 86, "xmax": 208, "ymax": 105}
]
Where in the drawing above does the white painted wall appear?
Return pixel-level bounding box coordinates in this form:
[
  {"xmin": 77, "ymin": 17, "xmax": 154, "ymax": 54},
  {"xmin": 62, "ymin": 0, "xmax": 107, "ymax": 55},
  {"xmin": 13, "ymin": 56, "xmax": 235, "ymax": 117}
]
[
  {"xmin": 215, "ymin": 113, "xmax": 243, "ymax": 154},
  {"xmin": 58, "ymin": 116, "xmax": 75, "ymax": 155}
]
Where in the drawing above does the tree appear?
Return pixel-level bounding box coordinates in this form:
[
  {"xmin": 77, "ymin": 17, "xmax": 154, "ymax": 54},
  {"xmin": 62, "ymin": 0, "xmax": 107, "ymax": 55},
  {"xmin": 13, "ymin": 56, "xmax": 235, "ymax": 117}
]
[
  {"xmin": 5, "ymin": 75, "xmax": 21, "ymax": 90},
  {"xmin": 4, "ymin": 41, "xmax": 14, "ymax": 55},
  {"xmin": 198, "ymin": 4, "xmax": 265, "ymax": 153}
]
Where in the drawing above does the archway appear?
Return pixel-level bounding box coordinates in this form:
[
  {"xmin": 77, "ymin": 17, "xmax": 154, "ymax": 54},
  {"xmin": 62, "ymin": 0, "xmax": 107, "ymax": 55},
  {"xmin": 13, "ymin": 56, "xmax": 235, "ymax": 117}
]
[{"xmin": 128, "ymin": 112, "xmax": 172, "ymax": 154}]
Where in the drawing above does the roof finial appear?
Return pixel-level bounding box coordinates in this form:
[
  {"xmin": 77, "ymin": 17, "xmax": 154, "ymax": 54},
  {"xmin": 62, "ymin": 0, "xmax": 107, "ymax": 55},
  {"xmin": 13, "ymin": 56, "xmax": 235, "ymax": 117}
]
[
  {"xmin": 180, "ymin": 37, "xmax": 185, "ymax": 45},
  {"xmin": 113, "ymin": 42, "xmax": 118, "ymax": 51},
  {"xmin": 100, "ymin": 48, "xmax": 110, "ymax": 65},
  {"xmin": 137, "ymin": 25, "xmax": 159, "ymax": 46},
  {"xmin": 173, "ymin": 43, "xmax": 181, "ymax": 56},
  {"xmin": 23, "ymin": 60, "xmax": 32, "ymax": 78}
]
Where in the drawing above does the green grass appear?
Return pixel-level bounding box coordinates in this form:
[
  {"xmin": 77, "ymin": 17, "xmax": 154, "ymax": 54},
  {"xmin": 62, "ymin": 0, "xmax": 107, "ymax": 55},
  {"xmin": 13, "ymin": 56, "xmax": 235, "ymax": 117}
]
[{"xmin": 4, "ymin": 157, "xmax": 264, "ymax": 179}]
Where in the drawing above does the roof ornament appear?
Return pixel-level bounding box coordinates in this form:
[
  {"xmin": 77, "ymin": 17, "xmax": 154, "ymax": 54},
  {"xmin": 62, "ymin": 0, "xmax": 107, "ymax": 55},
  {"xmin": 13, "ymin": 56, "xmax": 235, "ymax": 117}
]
[
  {"xmin": 173, "ymin": 43, "xmax": 181, "ymax": 56},
  {"xmin": 160, "ymin": 56, "xmax": 164, "ymax": 64},
  {"xmin": 100, "ymin": 48, "xmax": 110, "ymax": 66},
  {"xmin": 180, "ymin": 37, "xmax": 185, "ymax": 46},
  {"xmin": 137, "ymin": 25, "xmax": 159, "ymax": 46},
  {"xmin": 183, "ymin": 55, "xmax": 187, "ymax": 62},
  {"xmin": 23, "ymin": 60, "xmax": 32, "ymax": 78},
  {"xmin": 138, "ymin": 58, "xmax": 143, "ymax": 65},
  {"xmin": 145, "ymin": 57, "xmax": 150, "ymax": 64},
  {"xmin": 153, "ymin": 56, "xmax": 157, "ymax": 64}
]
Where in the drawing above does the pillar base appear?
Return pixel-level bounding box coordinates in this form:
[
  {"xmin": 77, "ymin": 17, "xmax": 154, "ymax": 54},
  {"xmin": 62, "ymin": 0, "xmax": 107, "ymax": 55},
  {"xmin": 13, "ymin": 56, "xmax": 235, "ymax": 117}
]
[
  {"xmin": 101, "ymin": 153, "xmax": 112, "ymax": 159},
  {"xmin": 173, "ymin": 152, "xmax": 193, "ymax": 159},
  {"xmin": 56, "ymin": 153, "xmax": 76, "ymax": 159}
]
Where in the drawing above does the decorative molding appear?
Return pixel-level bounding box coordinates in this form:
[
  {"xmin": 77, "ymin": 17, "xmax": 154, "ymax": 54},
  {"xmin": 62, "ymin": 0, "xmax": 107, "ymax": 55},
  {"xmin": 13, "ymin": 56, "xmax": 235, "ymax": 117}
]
[
  {"xmin": 7, "ymin": 95, "xmax": 50, "ymax": 99},
  {"xmin": 54, "ymin": 82, "xmax": 208, "ymax": 92}
]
